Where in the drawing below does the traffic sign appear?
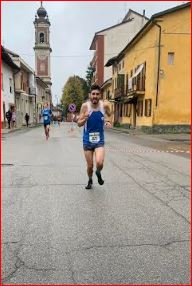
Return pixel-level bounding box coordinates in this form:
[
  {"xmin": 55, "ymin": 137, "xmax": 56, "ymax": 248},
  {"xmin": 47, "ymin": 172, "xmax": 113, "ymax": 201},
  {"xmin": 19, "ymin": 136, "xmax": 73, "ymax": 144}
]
[{"xmin": 68, "ymin": 103, "xmax": 76, "ymax": 112}]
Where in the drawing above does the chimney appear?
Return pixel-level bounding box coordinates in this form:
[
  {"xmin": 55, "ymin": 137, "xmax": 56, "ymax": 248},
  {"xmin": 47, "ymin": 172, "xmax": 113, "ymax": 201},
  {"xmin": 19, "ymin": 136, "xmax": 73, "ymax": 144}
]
[
  {"xmin": 143, "ymin": 10, "xmax": 145, "ymax": 17},
  {"xmin": 141, "ymin": 9, "xmax": 145, "ymax": 27}
]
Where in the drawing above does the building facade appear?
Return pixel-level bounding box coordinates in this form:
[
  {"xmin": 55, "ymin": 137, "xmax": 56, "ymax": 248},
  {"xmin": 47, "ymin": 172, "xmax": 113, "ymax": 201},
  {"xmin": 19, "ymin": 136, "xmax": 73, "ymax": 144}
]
[
  {"xmin": 1, "ymin": 46, "xmax": 20, "ymax": 128},
  {"xmin": 106, "ymin": 2, "xmax": 190, "ymax": 133},
  {"xmin": 90, "ymin": 9, "xmax": 148, "ymax": 86}
]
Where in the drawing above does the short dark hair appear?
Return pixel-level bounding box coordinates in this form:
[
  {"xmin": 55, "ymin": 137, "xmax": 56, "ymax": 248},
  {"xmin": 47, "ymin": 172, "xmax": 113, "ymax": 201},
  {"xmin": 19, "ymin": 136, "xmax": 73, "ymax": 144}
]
[{"xmin": 90, "ymin": 84, "xmax": 101, "ymax": 92}]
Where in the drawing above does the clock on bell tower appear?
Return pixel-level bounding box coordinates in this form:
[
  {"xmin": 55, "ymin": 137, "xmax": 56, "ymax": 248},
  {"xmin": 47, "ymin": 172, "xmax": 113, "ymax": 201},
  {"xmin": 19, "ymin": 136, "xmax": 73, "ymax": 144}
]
[{"xmin": 34, "ymin": 2, "xmax": 52, "ymax": 93}]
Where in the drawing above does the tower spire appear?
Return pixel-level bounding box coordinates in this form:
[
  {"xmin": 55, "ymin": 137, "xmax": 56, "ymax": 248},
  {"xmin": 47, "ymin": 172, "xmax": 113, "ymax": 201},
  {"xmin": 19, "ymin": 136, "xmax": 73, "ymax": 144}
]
[{"xmin": 40, "ymin": 1, "xmax": 43, "ymax": 7}]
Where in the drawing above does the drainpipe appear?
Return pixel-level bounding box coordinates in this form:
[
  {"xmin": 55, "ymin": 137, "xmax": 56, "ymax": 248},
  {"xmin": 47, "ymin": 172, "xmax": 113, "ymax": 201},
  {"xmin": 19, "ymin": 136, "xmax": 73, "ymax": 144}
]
[{"xmin": 152, "ymin": 20, "xmax": 162, "ymax": 107}]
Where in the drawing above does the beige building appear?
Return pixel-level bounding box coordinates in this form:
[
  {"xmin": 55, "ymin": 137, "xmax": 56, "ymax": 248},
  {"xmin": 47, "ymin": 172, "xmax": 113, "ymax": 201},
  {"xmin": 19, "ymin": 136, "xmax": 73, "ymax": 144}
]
[
  {"xmin": 4, "ymin": 48, "xmax": 36, "ymax": 127},
  {"xmin": 90, "ymin": 9, "xmax": 148, "ymax": 86}
]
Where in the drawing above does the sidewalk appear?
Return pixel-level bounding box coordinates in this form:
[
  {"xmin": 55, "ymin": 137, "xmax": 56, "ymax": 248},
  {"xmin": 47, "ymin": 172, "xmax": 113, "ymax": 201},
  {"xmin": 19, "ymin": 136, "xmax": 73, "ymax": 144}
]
[
  {"xmin": 2, "ymin": 124, "xmax": 41, "ymax": 134},
  {"xmin": 111, "ymin": 127, "xmax": 190, "ymax": 142}
]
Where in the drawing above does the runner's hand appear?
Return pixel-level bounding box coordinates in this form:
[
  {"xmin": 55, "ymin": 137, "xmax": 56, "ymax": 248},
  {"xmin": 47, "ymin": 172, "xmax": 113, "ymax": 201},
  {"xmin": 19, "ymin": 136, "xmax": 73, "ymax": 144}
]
[
  {"xmin": 105, "ymin": 121, "xmax": 112, "ymax": 128},
  {"xmin": 83, "ymin": 111, "xmax": 89, "ymax": 121}
]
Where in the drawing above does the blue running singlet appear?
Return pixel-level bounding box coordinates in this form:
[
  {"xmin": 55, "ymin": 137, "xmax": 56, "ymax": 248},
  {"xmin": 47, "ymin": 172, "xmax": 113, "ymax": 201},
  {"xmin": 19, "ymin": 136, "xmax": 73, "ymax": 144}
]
[
  {"xmin": 42, "ymin": 108, "xmax": 52, "ymax": 125},
  {"xmin": 83, "ymin": 101, "xmax": 105, "ymax": 148}
]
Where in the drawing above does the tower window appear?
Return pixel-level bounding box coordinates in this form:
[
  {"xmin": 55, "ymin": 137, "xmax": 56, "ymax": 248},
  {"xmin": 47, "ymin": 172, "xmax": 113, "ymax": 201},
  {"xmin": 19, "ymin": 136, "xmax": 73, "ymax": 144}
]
[{"xmin": 40, "ymin": 33, "xmax": 45, "ymax": 43}]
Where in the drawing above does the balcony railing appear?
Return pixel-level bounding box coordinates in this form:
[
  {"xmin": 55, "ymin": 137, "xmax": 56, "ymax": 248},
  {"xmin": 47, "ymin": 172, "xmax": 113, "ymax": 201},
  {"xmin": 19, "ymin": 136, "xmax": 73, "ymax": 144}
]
[
  {"xmin": 127, "ymin": 67, "xmax": 145, "ymax": 94},
  {"xmin": 114, "ymin": 87, "xmax": 125, "ymax": 98}
]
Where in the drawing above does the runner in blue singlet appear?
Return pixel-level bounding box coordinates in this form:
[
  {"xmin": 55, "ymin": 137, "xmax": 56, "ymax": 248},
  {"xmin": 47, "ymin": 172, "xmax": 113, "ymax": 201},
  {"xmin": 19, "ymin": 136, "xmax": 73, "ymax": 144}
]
[
  {"xmin": 41, "ymin": 103, "xmax": 52, "ymax": 140},
  {"xmin": 78, "ymin": 84, "xmax": 112, "ymax": 189}
]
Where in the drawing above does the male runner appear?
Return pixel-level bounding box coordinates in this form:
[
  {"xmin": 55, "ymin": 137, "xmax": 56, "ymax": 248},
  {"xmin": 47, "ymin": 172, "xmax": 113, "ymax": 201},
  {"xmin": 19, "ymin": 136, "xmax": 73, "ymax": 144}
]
[
  {"xmin": 41, "ymin": 103, "xmax": 52, "ymax": 140},
  {"xmin": 77, "ymin": 84, "xmax": 112, "ymax": 189}
]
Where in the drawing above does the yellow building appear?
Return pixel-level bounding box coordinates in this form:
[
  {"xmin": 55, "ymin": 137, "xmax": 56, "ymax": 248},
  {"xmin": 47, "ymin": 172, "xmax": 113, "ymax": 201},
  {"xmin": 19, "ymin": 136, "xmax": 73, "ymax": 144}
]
[
  {"xmin": 101, "ymin": 78, "xmax": 115, "ymax": 124},
  {"xmin": 106, "ymin": 2, "xmax": 191, "ymax": 133}
]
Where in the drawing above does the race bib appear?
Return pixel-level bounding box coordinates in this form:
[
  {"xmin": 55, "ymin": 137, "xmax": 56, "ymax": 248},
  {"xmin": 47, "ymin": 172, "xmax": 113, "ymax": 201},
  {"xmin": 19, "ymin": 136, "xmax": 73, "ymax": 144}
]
[
  {"xmin": 89, "ymin": 132, "xmax": 100, "ymax": 143},
  {"xmin": 44, "ymin": 116, "xmax": 48, "ymax": 120}
]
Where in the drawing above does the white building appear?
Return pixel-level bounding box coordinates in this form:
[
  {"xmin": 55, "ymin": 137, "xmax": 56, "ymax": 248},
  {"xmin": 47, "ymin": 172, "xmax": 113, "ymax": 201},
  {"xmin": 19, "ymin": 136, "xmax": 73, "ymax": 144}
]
[{"xmin": 1, "ymin": 46, "xmax": 20, "ymax": 128}]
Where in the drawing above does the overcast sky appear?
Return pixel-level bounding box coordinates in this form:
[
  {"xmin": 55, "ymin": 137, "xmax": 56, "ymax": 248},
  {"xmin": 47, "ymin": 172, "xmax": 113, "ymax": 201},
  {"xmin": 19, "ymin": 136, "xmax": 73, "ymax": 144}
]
[{"xmin": 2, "ymin": 1, "xmax": 186, "ymax": 104}]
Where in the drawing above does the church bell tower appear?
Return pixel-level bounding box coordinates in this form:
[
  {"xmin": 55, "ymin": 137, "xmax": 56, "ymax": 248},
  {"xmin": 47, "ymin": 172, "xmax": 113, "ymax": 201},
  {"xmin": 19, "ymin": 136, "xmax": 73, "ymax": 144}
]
[{"xmin": 34, "ymin": 2, "xmax": 52, "ymax": 99}]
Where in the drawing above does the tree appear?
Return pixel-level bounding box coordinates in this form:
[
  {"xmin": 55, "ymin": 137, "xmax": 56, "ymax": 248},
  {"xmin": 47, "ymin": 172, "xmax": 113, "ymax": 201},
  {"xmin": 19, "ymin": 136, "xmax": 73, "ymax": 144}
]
[
  {"xmin": 61, "ymin": 76, "xmax": 85, "ymax": 114},
  {"xmin": 86, "ymin": 64, "xmax": 95, "ymax": 90},
  {"xmin": 76, "ymin": 76, "xmax": 89, "ymax": 100}
]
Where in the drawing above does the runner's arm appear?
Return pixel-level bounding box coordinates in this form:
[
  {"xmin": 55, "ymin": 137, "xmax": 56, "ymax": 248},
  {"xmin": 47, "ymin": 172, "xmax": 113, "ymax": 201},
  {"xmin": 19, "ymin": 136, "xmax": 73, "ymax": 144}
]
[
  {"xmin": 104, "ymin": 101, "xmax": 113, "ymax": 125},
  {"xmin": 77, "ymin": 104, "xmax": 89, "ymax": 127}
]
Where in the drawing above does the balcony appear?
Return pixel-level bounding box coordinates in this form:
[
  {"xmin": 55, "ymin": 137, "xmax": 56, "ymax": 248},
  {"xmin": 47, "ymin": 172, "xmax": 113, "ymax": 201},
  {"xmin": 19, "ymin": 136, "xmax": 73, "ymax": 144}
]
[
  {"xmin": 127, "ymin": 65, "xmax": 146, "ymax": 95},
  {"xmin": 114, "ymin": 87, "xmax": 125, "ymax": 99}
]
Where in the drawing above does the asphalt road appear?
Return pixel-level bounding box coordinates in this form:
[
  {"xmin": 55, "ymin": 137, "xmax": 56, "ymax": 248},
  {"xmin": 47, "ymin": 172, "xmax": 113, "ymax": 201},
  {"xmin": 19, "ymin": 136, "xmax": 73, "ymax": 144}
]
[{"xmin": 2, "ymin": 123, "xmax": 190, "ymax": 284}]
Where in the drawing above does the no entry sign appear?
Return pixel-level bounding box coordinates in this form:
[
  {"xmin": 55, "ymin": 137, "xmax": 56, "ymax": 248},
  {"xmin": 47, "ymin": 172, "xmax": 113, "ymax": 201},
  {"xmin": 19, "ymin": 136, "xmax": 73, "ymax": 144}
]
[{"xmin": 68, "ymin": 103, "xmax": 76, "ymax": 113}]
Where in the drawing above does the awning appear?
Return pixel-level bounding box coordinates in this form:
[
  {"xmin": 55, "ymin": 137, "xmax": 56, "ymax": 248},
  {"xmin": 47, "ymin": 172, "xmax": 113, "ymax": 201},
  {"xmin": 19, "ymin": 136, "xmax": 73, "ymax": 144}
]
[{"xmin": 128, "ymin": 63, "xmax": 144, "ymax": 90}]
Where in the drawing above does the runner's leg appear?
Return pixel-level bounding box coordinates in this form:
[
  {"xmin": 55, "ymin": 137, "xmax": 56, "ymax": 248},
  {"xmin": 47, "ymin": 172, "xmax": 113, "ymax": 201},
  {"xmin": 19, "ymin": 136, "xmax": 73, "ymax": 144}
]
[
  {"xmin": 44, "ymin": 125, "xmax": 48, "ymax": 139},
  {"xmin": 95, "ymin": 147, "xmax": 105, "ymax": 185},
  {"xmin": 84, "ymin": 150, "xmax": 94, "ymax": 189},
  {"xmin": 46, "ymin": 125, "xmax": 50, "ymax": 139}
]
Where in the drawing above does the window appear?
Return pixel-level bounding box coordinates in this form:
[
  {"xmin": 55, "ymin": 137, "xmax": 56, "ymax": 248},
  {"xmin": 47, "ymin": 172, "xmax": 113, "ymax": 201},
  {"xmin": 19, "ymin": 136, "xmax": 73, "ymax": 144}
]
[
  {"xmin": 127, "ymin": 104, "xmax": 132, "ymax": 117},
  {"xmin": 122, "ymin": 60, "xmax": 124, "ymax": 69},
  {"xmin": 40, "ymin": 33, "xmax": 45, "ymax": 43},
  {"xmin": 123, "ymin": 104, "xmax": 131, "ymax": 117},
  {"xmin": 123, "ymin": 104, "xmax": 128, "ymax": 117},
  {"xmin": 145, "ymin": 99, "xmax": 152, "ymax": 117},
  {"xmin": 168, "ymin": 52, "xmax": 174, "ymax": 65},
  {"xmin": 120, "ymin": 104, "xmax": 123, "ymax": 117},
  {"xmin": 137, "ymin": 100, "xmax": 143, "ymax": 117},
  {"xmin": 126, "ymin": 74, "xmax": 129, "ymax": 93},
  {"xmin": 9, "ymin": 78, "xmax": 12, "ymax": 93}
]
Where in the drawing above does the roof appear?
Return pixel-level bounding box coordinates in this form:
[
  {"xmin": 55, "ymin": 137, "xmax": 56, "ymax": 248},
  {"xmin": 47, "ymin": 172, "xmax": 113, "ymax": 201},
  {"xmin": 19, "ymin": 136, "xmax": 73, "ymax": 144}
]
[
  {"xmin": 122, "ymin": 9, "xmax": 149, "ymax": 23},
  {"xmin": 3, "ymin": 47, "xmax": 19, "ymax": 57},
  {"xmin": 4, "ymin": 46, "xmax": 35, "ymax": 73},
  {"xmin": 151, "ymin": 1, "xmax": 190, "ymax": 19},
  {"xmin": 36, "ymin": 76, "xmax": 48, "ymax": 88},
  {"xmin": 105, "ymin": 2, "xmax": 191, "ymax": 67},
  {"xmin": 101, "ymin": 78, "xmax": 112, "ymax": 89},
  {"xmin": 1, "ymin": 46, "xmax": 20, "ymax": 71}
]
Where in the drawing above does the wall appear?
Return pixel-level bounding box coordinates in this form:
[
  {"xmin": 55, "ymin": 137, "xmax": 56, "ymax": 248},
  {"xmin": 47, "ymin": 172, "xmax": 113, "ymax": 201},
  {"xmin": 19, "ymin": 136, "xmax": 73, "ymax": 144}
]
[
  {"xmin": 103, "ymin": 13, "xmax": 148, "ymax": 82},
  {"xmin": 153, "ymin": 6, "xmax": 190, "ymax": 126},
  {"xmin": 1, "ymin": 62, "xmax": 15, "ymax": 122},
  {"xmin": 124, "ymin": 24, "xmax": 160, "ymax": 127}
]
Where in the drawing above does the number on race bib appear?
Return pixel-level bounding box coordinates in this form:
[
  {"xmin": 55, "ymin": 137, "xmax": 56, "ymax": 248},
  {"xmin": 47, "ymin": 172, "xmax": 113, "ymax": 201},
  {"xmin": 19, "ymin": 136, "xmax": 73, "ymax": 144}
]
[{"xmin": 89, "ymin": 132, "xmax": 100, "ymax": 143}]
